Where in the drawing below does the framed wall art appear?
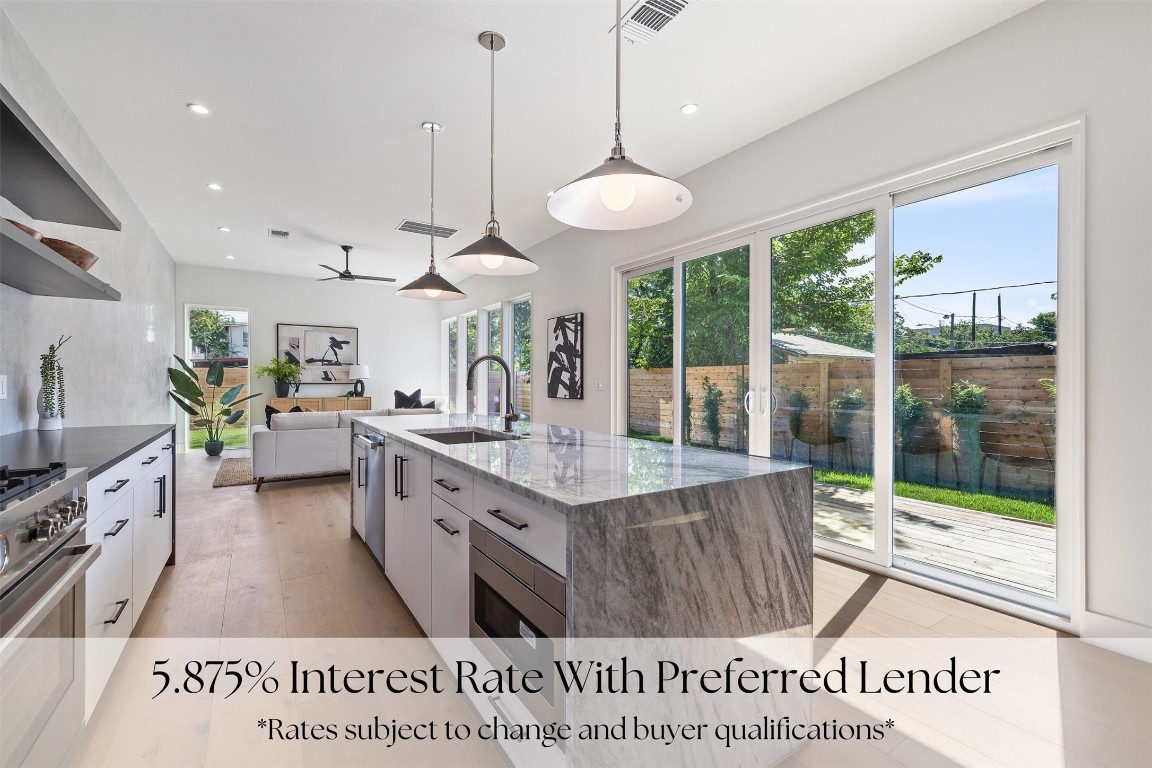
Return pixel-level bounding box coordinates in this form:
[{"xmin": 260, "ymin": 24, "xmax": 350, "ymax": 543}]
[
  {"xmin": 276, "ymin": 323, "xmax": 358, "ymax": 383},
  {"xmin": 546, "ymin": 312, "xmax": 583, "ymax": 400}
]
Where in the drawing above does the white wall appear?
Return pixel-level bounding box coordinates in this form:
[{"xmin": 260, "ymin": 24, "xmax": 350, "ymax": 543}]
[
  {"xmin": 446, "ymin": 1, "xmax": 1152, "ymax": 631},
  {"xmin": 0, "ymin": 10, "xmax": 176, "ymax": 434},
  {"xmin": 174, "ymin": 264, "xmax": 442, "ymax": 444}
]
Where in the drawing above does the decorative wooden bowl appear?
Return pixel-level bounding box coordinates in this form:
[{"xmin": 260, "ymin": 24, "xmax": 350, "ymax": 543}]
[
  {"xmin": 5, "ymin": 218, "xmax": 43, "ymax": 241},
  {"xmin": 41, "ymin": 237, "xmax": 99, "ymax": 271}
]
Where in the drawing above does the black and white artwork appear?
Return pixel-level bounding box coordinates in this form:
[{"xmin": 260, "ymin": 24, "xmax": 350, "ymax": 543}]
[
  {"xmin": 546, "ymin": 312, "xmax": 583, "ymax": 399},
  {"xmin": 277, "ymin": 323, "xmax": 358, "ymax": 383}
]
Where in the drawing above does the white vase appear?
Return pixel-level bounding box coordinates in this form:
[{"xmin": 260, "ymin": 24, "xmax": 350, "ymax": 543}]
[{"xmin": 36, "ymin": 388, "xmax": 63, "ymax": 431}]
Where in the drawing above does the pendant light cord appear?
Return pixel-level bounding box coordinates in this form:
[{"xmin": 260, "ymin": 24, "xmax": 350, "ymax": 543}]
[
  {"xmin": 614, "ymin": 0, "xmax": 623, "ymax": 154},
  {"xmin": 429, "ymin": 126, "xmax": 436, "ymax": 271},
  {"xmin": 489, "ymin": 42, "xmax": 497, "ymax": 225}
]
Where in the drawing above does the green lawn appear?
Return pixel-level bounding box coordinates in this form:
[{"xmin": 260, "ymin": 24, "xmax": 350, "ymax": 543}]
[
  {"xmin": 628, "ymin": 430, "xmax": 673, "ymax": 444},
  {"xmin": 813, "ymin": 469, "xmax": 1055, "ymax": 525},
  {"xmin": 189, "ymin": 426, "xmax": 249, "ymax": 450}
]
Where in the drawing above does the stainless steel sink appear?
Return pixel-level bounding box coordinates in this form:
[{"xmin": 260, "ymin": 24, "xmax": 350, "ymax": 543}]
[{"xmin": 409, "ymin": 427, "xmax": 523, "ymax": 445}]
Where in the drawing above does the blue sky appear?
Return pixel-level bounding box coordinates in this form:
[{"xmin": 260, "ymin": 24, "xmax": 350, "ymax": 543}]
[{"xmin": 892, "ymin": 165, "xmax": 1059, "ymax": 331}]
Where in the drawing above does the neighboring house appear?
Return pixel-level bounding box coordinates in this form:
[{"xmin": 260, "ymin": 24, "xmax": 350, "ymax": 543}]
[
  {"xmin": 771, "ymin": 333, "xmax": 874, "ymax": 361},
  {"xmin": 225, "ymin": 324, "xmax": 249, "ymax": 358}
]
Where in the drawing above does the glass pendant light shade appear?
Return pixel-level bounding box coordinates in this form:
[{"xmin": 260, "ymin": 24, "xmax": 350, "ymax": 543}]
[
  {"xmin": 446, "ymin": 31, "xmax": 537, "ymax": 276},
  {"xmin": 546, "ymin": 154, "xmax": 692, "ymax": 230},
  {"xmin": 547, "ymin": 0, "xmax": 691, "ymax": 231},
  {"xmin": 399, "ymin": 121, "xmax": 467, "ymax": 302}
]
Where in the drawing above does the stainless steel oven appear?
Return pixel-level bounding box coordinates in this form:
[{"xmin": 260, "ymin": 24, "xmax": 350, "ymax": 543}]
[
  {"xmin": 469, "ymin": 520, "xmax": 565, "ymax": 726},
  {"xmin": 0, "ymin": 466, "xmax": 97, "ymax": 768}
]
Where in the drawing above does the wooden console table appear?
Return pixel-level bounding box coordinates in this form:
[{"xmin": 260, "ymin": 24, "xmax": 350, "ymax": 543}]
[{"xmin": 270, "ymin": 396, "xmax": 372, "ymax": 412}]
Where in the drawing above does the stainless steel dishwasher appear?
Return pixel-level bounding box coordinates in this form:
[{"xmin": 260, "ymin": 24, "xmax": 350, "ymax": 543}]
[{"xmin": 356, "ymin": 432, "xmax": 388, "ymax": 567}]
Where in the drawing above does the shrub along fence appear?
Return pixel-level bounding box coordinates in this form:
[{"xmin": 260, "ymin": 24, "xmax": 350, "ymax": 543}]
[{"xmin": 629, "ymin": 354, "xmax": 1055, "ymax": 499}]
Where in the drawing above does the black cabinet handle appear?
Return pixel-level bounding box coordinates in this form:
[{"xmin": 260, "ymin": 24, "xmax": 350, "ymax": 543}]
[
  {"xmin": 154, "ymin": 476, "xmax": 165, "ymax": 517},
  {"xmin": 487, "ymin": 508, "xmax": 527, "ymax": 531},
  {"xmin": 433, "ymin": 479, "xmax": 460, "ymax": 493},
  {"xmin": 433, "ymin": 518, "xmax": 459, "ymax": 536},
  {"xmin": 357, "ymin": 456, "xmax": 365, "ymax": 489},
  {"xmin": 162, "ymin": 443, "xmax": 174, "ymax": 451},
  {"xmin": 104, "ymin": 519, "xmax": 129, "ymax": 537},
  {"xmin": 141, "ymin": 456, "xmax": 158, "ymax": 465},
  {"xmin": 399, "ymin": 457, "xmax": 409, "ymax": 500},
  {"xmin": 105, "ymin": 479, "xmax": 129, "ymax": 494},
  {"xmin": 104, "ymin": 598, "xmax": 130, "ymax": 625},
  {"xmin": 393, "ymin": 454, "xmax": 401, "ymax": 497}
]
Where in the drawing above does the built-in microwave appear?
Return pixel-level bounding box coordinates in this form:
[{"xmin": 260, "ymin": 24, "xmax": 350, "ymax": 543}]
[{"xmin": 469, "ymin": 520, "xmax": 566, "ymax": 726}]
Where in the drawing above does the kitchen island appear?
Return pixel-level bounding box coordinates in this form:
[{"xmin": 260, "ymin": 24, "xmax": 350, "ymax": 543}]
[{"xmin": 353, "ymin": 413, "xmax": 812, "ymax": 638}]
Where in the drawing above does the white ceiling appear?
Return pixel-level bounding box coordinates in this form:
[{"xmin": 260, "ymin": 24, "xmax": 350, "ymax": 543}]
[{"xmin": 2, "ymin": 1, "xmax": 1039, "ymax": 285}]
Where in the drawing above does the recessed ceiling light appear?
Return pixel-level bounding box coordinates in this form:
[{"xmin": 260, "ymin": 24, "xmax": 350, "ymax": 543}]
[
  {"xmin": 218, "ymin": 227, "xmax": 231, "ymax": 232},
  {"xmin": 206, "ymin": 183, "xmax": 222, "ymax": 191},
  {"xmin": 680, "ymin": 103, "xmax": 698, "ymax": 115},
  {"xmin": 187, "ymin": 103, "xmax": 210, "ymax": 115},
  {"xmin": 225, "ymin": 255, "xmax": 235, "ymax": 260}
]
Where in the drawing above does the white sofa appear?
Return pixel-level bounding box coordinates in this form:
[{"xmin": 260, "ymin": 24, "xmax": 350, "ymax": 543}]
[{"xmin": 250, "ymin": 397, "xmax": 446, "ymax": 490}]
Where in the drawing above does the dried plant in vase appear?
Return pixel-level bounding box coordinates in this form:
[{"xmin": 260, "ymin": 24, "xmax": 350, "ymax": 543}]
[{"xmin": 38, "ymin": 335, "xmax": 71, "ymax": 431}]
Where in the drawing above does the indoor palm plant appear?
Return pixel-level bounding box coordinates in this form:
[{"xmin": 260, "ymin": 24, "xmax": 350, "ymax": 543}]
[
  {"xmin": 169, "ymin": 355, "xmax": 260, "ymax": 456},
  {"xmin": 253, "ymin": 356, "xmax": 305, "ymax": 398}
]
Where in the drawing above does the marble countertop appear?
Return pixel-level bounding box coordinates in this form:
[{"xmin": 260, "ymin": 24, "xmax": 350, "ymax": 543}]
[
  {"xmin": 354, "ymin": 414, "xmax": 807, "ymax": 512},
  {"xmin": 0, "ymin": 424, "xmax": 175, "ymax": 478}
]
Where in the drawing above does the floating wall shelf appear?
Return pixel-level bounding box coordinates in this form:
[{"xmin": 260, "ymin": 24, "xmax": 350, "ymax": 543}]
[
  {"xmin": 0, "ymin": 84, "xmax": 121, "ymax": 231},
  {"xmin": 0, "ymin": 218, "xmax": 121, "ymax": 301}
]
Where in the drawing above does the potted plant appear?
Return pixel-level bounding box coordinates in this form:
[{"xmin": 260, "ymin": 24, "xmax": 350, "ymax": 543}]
[
  {"xmin": 253, "ymin": 356, "xmax": 305, "ymax": 398},
  {"xmin": 701, "ymin": 376, "xmax": 725, "ymax": 450},
  {"xmin": 945, "ymin": 379, "xmax": 988, "ymax": 490},
  {"xmin": 829, "ymin": 388, "xmax": 867, "ymax": 440},
  {"xmin": 893, "ymin": 383, "xmax": 928, "ymax": 446},
  {"xmin": 37, "ymin": 335, "xmax": 71, "ymax": 431},
  {"xmin": 169, "ymin": 355, "xmax": 261, "ymax": 456}
]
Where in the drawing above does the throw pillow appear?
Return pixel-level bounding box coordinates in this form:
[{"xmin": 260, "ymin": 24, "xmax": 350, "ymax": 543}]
[
  {"xmin": 394, "ymin": 388, "xmax": 423, "ymax": 408},
  {"xmin": 265, "ymin": 404, "xmax": 280, "ymax": 428},
  {"xmin": 289, "ymin": 405, "xmax": 304, "ymax": 413}
]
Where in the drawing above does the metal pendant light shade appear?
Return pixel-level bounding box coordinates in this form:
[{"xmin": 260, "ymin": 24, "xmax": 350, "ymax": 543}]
[
  {"xmin": 546, "ymin": 0, "xmax": 691, "ymax": 230},
  {"xmin": 398, "ymin": 122, "xmax": 467, "ymax": 301},
  {"xmin": 445, "ymin": 31, "xmax": 538, "ymax": 276}
]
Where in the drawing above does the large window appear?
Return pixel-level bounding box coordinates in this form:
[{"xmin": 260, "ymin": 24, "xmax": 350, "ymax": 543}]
[
  {"xmin": 626, "ymin": 266, "xmax": 674, "ymax": 441},
  {"xmin": 442, "ymin": 295, "xmax": 531, "ymax": 418},
  {"xmin": 184, "ymin": 305, "xmax": 251, "ymax": 450}
]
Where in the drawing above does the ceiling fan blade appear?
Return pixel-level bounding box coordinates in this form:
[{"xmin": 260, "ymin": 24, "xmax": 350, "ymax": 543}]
[
  {"xmin": 318, "ymin": 276, "xmax": 340, "ymax": 281},
  {"xmin": 351, "ymin": 274, "xmax": 397, "ymax": 282},
  {"xmin": 319, "ymin": 264, "xmax": 342, "ymax": 274}
]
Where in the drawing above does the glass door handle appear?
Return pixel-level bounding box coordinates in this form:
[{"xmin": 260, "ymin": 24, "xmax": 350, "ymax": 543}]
[
  {"xmin": 763, "ymin": 389, "xmax": 776, "ymax": 416},
  {"xmin": 744, "ymin": 391, "xmax": 754, "ymax": 415}
]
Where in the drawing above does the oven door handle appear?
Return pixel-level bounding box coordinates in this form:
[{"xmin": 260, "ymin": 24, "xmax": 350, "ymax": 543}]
[{"xmin": 0, "ymin": 542, "xmax": 101, "ymax": 649}]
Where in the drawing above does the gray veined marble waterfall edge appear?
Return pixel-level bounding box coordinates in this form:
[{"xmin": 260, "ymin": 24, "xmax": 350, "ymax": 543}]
[{"xmin": 353, "ymin": 413, "xmax": 810, "ymax": 514}]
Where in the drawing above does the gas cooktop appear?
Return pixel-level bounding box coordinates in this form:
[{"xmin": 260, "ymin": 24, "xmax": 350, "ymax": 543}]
[{"xmin": 0, "ymin": 462, "xmax": 68, "ymax": 510}]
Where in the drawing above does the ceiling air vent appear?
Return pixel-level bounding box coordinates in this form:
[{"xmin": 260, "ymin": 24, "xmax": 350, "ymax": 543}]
[
  {"xmin": 619, "ymin": 0, "xmax": 694, "ymax": 44},
  {"xmin": 267, "ymin": 228, "xmax": 290, "ymax": 239},
  {"xmin": 396, "ymin": 219, "xmax": 458, "ymax": 239}
]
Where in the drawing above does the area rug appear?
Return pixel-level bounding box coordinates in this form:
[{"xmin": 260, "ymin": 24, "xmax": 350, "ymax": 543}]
[{"xmin": 211, "ymin": 457, "xmax": 347, "ymax": 488}]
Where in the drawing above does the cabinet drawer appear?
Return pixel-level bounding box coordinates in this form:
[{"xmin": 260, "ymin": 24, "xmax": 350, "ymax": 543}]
[
  {"xmin": 84, "ymin": 495, "xmax": 134, "ymax": 625},
  {"xmin": 431, "ymin": 459, "xmax": 474, "ymax": 511},
  {"xmin": 472, "ymin": 479, "xmax": 567, "ymax": 575},
  {"xmin": 85, "ymin": 563, "xmax": 133, "ymax": 721},
  {"xmin": 86, "ymin": 467, "xmax": 138, "ymax": 524}
]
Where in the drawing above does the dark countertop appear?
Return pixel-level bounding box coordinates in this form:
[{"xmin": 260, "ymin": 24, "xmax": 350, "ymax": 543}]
[{"xmin": 0, "ymin": 424, "xmax": 175, "ymax": 478}]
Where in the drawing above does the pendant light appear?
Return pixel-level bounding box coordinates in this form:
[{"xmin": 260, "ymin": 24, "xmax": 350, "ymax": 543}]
[
  {"xmin": 446, "ymin": 32, "xmax": 538, "ymax": 276},
  {"xmin": 546, "ymin": 0, "xmax": 692, "ymax": 230},
  {"xmin": 398, "ymin": 122, "xmax": 467, "ymax": 301}
]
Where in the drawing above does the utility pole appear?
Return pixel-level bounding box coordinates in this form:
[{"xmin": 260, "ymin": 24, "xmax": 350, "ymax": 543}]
[
  {"xmin": 997, "ymin": 294, "xmax": 1003, "ymax": 334},
  {"xmin": 945, "ymin": 313, "xmax": 955, "ymax": 349},
  {"xmin": 970, "ymin": 292, "xmax": 977, "ymax": 346}
]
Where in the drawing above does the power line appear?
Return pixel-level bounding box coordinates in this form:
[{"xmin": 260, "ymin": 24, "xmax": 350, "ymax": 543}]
[{"xmin": 895, "ymin": 280, "xmax": 1056, "ymax": 300}]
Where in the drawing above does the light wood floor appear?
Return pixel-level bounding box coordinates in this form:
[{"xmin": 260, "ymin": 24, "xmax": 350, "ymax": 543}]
[{"xmin": 115, "ymin": 449, "xmax": 1149, "ymax": 768}]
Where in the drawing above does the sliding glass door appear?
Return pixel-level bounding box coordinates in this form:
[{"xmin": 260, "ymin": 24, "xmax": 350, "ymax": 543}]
[{"xmin": 767, "ymin": 211, "xmax": 880, "ymax": 553}]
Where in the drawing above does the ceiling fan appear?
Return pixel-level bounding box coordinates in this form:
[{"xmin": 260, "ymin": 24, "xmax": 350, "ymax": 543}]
[{"xmin": 318, "ymin": 245, "xmax": 396, "ymax": 282}]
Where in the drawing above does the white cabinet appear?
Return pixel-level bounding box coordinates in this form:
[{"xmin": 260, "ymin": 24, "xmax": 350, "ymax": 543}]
[
  {"xmin": 83, "ymin": 429, "xmax": 176, "ymax": 721},
  {"xmin": 382, "ymin": 439, "xmax": 433, "ymax": 634},
  {"xmin": 430, "ymin": 496, "xmax": 470, "ymax": 668}
]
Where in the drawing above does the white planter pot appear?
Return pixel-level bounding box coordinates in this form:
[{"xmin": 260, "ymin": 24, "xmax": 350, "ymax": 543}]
[{"xmin": 36, "ymin": 388, "xmax": 63, "ymax": 431}]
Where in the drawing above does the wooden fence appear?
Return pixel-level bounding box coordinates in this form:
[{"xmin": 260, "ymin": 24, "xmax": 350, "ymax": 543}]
[{"xmin": 629, "ymin": 354, "xmax": 1056, "ymax": 498}]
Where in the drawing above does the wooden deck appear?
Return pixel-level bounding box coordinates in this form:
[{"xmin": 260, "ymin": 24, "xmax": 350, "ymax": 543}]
[{"xmin": 813, "ymin": 483, "xmax": 1056, "ymax": 596}]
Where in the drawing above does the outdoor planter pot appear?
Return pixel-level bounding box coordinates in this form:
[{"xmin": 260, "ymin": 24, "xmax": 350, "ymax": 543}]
[{"xmin": 949, "ymin": 412, "xmax": 985, "ymax": 491}]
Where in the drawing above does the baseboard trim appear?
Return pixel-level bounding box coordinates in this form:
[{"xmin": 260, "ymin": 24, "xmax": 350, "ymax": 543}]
[{"xmin": 1080, "ymin": 611, "xmax": 1152, "ymax": 662}]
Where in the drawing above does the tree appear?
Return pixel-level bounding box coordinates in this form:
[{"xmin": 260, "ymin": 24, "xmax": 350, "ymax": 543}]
[
  {"xmin": 188, "ymin": 308, "xmax": 234, "ymax": 359},
  {"xmin": 1030, "ymin": 311, "xmax": 1057, "ymax": 340},
  {"xmin": 627, "ymin": 268, "xmax": 674, "ymax": 369}
]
